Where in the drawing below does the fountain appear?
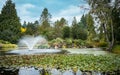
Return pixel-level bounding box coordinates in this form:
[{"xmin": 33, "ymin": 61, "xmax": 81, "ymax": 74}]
[
  {"xmin": 19, "ymin": 35, "xmax": 46, "ymax": 50},
  {"xmin": 7, "ymin": 35, "xmax": 61, "ymax": 55}
]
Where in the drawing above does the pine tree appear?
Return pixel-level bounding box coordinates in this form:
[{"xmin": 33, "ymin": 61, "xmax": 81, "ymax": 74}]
[{"xmin": 0, "ymin": 0, "xmax": 21, "ymax": 43}]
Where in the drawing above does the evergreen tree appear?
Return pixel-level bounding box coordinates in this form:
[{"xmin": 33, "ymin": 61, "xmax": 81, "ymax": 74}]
[
  {"xmin": 0, "ymin": 0, "xmax": 21, "ymax": 43},
  {"xmin": 62, "ymin": 26, "xmax": 70, "ymax": 39},
  {"xmin": 71, "ymin": 17, "xmax": 78, "ymax": 39},
  {"xmin": 71, "ymin": 17, "xmax": 87, "ymax": 40},
  {"xmin": 39, "ymin": 8, "xmax": 52, "ymax": 38},
  {"xmin": 80, "ymin": 15, "xmax": 87, "ymax": 28},
  {"xmin": 53, "ymin": 18, "xmax": 68, "ymax": 39},
  {"xmin": 85, "ymin": 13, "xmax": 96, "ymax": 42}
]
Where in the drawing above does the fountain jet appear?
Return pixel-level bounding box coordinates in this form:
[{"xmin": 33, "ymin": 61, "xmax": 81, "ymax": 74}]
[{"xmin": 19, "ymin": 36, "xmax": 46, "ymax": 50}]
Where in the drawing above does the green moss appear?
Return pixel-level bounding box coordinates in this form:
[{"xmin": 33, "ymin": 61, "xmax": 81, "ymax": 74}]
[{"xmin": 112, "ymin": 45, "xmax": 120, "ymax": 54}]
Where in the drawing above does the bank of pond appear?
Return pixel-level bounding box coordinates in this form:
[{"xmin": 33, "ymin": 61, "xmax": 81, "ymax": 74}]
[{"xmin": 0, "ymin": 54, "xmax": 120, "ymax": 75}]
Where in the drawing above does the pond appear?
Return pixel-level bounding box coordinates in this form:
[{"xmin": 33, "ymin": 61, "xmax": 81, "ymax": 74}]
[
  {"xmin": 64, "ymin": 48, "xmax": 111, "ymax": 55},
  {"xmin": 0, "ymin": 48, "xmax": 119, "ymax": 75},
  {"xmin": 0, "ymin": 48, "xmax": 110, "ymax": 55}
]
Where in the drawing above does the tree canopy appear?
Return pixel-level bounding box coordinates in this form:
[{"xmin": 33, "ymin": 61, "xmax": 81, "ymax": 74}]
[{"xmin": 0, "ymin": 0, "xmax": 21, "ymax": 43}]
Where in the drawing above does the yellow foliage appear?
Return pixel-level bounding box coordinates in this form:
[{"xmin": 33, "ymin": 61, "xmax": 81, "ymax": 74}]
[{"xmin": 21, "ymin": 27, "xmax": 26, "ymax": 33}]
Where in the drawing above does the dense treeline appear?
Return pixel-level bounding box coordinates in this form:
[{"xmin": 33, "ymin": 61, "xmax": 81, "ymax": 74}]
[{"xmin": 22, "ymin": 12, "xmax": 93, "ymax": 41}]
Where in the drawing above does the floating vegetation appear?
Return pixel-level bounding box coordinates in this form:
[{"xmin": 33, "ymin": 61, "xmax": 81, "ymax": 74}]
[{"xmin": 0, "ymin": 54, "xmax": 120, "ymax": 73}]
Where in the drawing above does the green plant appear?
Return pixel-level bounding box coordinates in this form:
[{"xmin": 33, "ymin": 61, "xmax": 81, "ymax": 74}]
[
  {"xmin": 0, "ymin": 40, "xmax": 10, "ymax": 44},
  {"xmin": 112, "ymin": 45, "xmax": 120, "ymax": 54},
  {"xmin": 0, "ymin": 54, "xmax": 120, "ymax": 72},
  {"xmin": 1, "ymin": 44, "xmax": 17, "ymax": 48},
  {"xmin": 98, "ymin": 42, "xmax": 107, "ymax": 47}
]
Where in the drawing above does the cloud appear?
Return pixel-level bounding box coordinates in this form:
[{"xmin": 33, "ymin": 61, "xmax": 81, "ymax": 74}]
[
  {"xmin": 16, "ymin": 3, "xmax": 38, "ymax": 24},
  {"xmin": 17, "ymin": 3, "xmax": 36, "ymax": 16},
  {"xmin": 59, "ymin": 5, "xmax": 81, "ymax": 16},
  {"xmin": 51, "ymin": 5, "xmax": 86, "ymax": 25},
  {"xmin": 20, "ymin": 16, "xmax": 39, "ymax": 24}
]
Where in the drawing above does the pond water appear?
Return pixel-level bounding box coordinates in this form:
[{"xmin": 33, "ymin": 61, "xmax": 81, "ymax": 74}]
[
  {"xmin": 0, "ymin": 48, "xmax": 110, "ymax": 55},
  {"xmin": 65, "ymin": 48, "xmax": 110, "ymax": 55},
  {"xmin": 0, "ymin": 48, "xmax": 64, "ymax": 55},
  {"xmin": 1, "ymin": 67, "xmax": 119, "ymax": 75},
  {"xmin": 0, "ymin": 67, "xmax": 103, "ymax": 75}
]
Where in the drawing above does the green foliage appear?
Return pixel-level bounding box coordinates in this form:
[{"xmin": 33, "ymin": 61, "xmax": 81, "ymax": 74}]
[
  {"xmin": 0, "ymin": 40, "xmax": 17, "ymax": 48},
  {"xmin": 1, "ymin": 44, "xmax": 17, "ymax": 48},
  {"xmin": 0, "ymin": 0, "xmax": 21, "ymax": 43},
  {"xmin": 49, "ymin": 38, "xmax": 87, "ymax": 48},
  {"xmin": 62, "ymin": 26, "xmax": 70, "ymax": 39},
  {"xmin": 0, "ymin": 54, "xmax": 120, "ymax": 72},
  {"xmin": 0, "ymin": 40, "xmax": 10, "ymax": 44},
  {"xmin": 38, "ymin": 8, "xmax": 52, "ymax": 39},
  {"xmin": 51, "ymin": 18, "xmax": 68, "ymax": 39},
  {"xmin": 25, "ymin": 21, "xmax": 39, "ymax": 36},
  {"xmin": 85, "ymin": 13, "xmax": 96, "ymax": 42},
  {"xmin": 97, "ymin": 41, "xmax": 108, "ymax": 47},
  {"xmin": 40, "ymin": 8, "xmax": 51, "ymax": 23},
  {"xmin": 87, "ymin": 0, "xmax": 120, "ymax": 51},
  {"xmin": 112, "ymin": 7, "xmax": 120, "ymax": 42},
  {"xmin": 112, "ymin": 45, "xmax": 120, "ymax": 54},
  {"xmin": 71, "ymin": 17, "xmax": 87, "ymax": 40}
]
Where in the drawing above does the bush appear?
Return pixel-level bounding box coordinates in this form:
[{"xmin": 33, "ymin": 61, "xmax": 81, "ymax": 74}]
[
  {"xmin": 98, "ymin": 42, "xmax": 107, "ymax": 47},
  {"xmin": 48, "ymin": 38, "xmax": 64, "ymax": 48},
  {"xmin": 112, "ymin": 45, "xmax": 120, "ymax": 54},
  {"xmin": 1, "ymin": 44, "xmax": 17, "ymax": 48},
  {"xmin": 0, "ymin": 40, "xmax": 17, "ymax": 48},
  {"xmin": 0, "ymin": 40, "xmax": 10, "ymax": 44}
]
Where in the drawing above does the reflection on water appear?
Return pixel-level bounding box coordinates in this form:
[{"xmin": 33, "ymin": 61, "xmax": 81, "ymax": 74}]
[
  {"xmin": 0, "ymin": 48, "xmax": 111, "ymax": 56},
  {"xmin": 65, "ymin": 48, "xmax": 110, "ymax": 55},
  {"xmin": 1, "ymin": 67, "xmax": 118, "ymax": 75},
  {"xmin": 19, "ymin": 67, "xmax": 39, "ymax": 75},
  {"xmin": 0, "ymin": 67, "xmax": 103, "ymax": 75}
]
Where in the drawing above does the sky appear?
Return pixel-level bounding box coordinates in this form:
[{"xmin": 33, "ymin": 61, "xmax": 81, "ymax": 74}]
[{"xmin": 0, "ymin": 0, "xmax": 89, "ymax": 25}]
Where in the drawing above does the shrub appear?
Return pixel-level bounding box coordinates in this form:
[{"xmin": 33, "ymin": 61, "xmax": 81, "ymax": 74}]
[
  {"xmin": 98, "ymin": 42, "xmax": 107, "ymax": 47},
  {"xmin": 0, "ymin": 40, "xmax": 10, "ymax": 44},
  {"xmin": 112, "ymin": 45, "xmax": 120, "ymax": 54},
  {"xmin": 1, "ymin": 44, "xmax": 17, "ymax": 48}
]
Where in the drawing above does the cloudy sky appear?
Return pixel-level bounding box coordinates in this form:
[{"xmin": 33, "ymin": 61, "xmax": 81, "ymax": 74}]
[{"xmin": 0, "ymin": 0, "xmax": 89, "ymax": 25}]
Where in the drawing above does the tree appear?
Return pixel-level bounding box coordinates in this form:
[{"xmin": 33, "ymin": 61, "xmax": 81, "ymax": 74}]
[
  {"xmin": 71, "ymin": 17, "xmax": 78, "ymax": 39},
  {"xmin": 39, "ymin": 8, "xmax": 52, "ymax": 39},
  {"xmin": 88, "ymin": 0, "xmax": 116, "ymax": 51},
  {"xmin": 62, "ymin": 26, "xmax": 70, "ymax": 39},
  {"xmin": 25, "ymin": 21, "xmax": 39, "ymax": 36},
  {"xmin": 85, "ymin": 13, "xmax": 96, "ymax": 42},
  {"xmin": 71, "ymin": 17, "xmax": 87, "ymax": 40},
  {"xmin": 111, "ymin": 1, "xmax": 120, "ymax": 42},
  {"xmin": 52, "ymin": 18, "xmax": 68, "ymax": 39},
  {"xmin": 0, "ymin": 0, "xmax": 21, "ymax": 43},
  {"xmin": 80, "ymin": 15, "xmax": 87, "ymax": 28},
  {"xmin": 59, "ymin": 18, "xmax": 67, "ymax": 27}
]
